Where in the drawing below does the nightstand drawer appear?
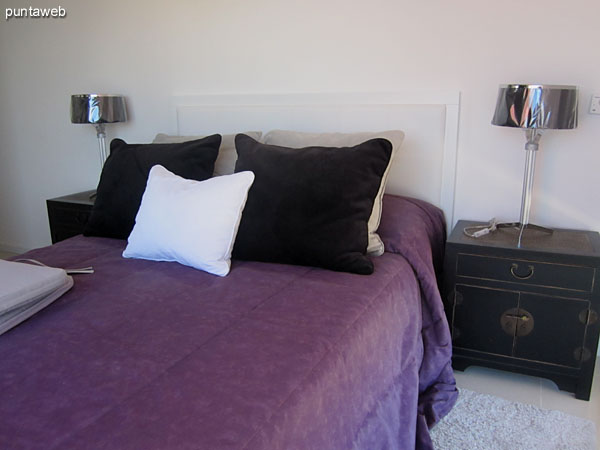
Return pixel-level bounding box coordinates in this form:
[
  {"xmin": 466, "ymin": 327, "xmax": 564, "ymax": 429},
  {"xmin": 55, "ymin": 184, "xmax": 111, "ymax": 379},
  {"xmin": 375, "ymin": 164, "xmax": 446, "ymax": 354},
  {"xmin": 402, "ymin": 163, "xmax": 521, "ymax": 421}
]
[
  {"xmin": 48, "ymin": 205, "xmax": 91, "ymax": 227},
  {"xmin": 457, "ymin": 253, "xmax": 594, "ymax": 292}
]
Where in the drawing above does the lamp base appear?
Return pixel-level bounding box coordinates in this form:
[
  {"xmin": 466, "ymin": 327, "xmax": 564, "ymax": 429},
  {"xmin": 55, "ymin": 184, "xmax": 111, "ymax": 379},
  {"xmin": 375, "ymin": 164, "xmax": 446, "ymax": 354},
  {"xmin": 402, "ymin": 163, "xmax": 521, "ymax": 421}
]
[
  {"xmin": 497, "ymin": 222, "xmax": 553, "ymax": 233},
  {"xmin": 497, "ymin": 222, "xmax": 553, "ymax": 248}
]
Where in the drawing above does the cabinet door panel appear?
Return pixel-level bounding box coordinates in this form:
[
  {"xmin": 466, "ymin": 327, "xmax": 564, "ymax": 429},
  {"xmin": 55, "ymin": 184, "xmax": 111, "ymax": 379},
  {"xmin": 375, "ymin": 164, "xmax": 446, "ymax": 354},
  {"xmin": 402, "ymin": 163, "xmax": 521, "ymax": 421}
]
[
  {"xmin": 515, "ymin": 293, "xmax": 588, "ymax": 367},
  {"xmin": 453, "ymin": 284, "xmax": 518, "ymax": 356}
]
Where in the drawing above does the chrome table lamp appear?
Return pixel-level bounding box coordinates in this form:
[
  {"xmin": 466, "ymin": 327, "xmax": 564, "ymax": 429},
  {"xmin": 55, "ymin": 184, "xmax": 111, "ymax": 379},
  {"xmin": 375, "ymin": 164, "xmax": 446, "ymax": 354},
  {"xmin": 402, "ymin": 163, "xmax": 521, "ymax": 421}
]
[
  {"xmin": 70, "ymin": 94, "xmax": 127, "ymax": 167},
  {"xmin": 491, "ymin": 84, "xmax": 578, "ymax": 245}
]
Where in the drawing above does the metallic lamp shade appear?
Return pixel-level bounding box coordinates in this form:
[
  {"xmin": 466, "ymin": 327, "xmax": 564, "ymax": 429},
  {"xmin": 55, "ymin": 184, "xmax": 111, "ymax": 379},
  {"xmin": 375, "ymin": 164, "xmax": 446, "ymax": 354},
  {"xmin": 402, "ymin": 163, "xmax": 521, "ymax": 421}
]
[
  {"xmin": 491, "ymin": 84, "xmax": 578, "ymax": 130},
  {"xmin": 70, "ymin": 94, "xmax": 127, "ymax": 124},
  {"xmin": 490, "ymin": 83, "xmax": 578, "ymax": 247}
]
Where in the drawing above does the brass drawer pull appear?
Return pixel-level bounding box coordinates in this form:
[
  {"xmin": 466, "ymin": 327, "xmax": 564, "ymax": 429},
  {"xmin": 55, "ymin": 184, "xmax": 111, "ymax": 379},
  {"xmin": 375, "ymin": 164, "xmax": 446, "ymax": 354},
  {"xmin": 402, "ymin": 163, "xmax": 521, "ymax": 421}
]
[{"xmin": 510, "ymin": 263, "xmax": 534, "ymax": 280}]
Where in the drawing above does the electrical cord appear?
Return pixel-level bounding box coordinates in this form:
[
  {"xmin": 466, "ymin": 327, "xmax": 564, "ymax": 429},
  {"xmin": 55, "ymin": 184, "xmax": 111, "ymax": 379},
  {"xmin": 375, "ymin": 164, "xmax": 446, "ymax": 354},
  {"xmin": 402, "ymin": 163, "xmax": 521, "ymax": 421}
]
[{"xmin": 463, "ymin": 218, "xmax": 499, "ymax": 238}]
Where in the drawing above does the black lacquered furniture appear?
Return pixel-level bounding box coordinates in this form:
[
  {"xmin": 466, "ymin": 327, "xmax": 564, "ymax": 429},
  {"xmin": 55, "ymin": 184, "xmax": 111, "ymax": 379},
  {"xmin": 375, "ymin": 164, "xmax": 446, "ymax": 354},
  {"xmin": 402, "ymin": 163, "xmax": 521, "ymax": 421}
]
[
  {"xmin": 47, "ymin": 191, "xmax": 95, "ymax": 244},
  {"xmin": 443, "ymin": 220, "xmax": 600, "ymax": 400}
]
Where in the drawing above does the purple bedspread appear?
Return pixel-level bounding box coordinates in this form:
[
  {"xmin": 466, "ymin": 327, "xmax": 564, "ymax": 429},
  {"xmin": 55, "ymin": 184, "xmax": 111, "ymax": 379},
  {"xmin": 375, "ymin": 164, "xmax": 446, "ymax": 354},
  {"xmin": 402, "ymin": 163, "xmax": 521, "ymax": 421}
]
[{"xmin": 1, "ymin": 195, "xmax": 456, "ymax": 449}]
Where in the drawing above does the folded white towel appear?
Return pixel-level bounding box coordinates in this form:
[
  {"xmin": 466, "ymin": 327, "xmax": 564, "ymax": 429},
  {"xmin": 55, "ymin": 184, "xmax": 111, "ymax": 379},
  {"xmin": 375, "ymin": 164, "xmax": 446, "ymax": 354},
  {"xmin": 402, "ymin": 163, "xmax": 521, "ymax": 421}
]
[{"xmin": 0, "ymin": 260, "xmax": 73, "ymax": 335}]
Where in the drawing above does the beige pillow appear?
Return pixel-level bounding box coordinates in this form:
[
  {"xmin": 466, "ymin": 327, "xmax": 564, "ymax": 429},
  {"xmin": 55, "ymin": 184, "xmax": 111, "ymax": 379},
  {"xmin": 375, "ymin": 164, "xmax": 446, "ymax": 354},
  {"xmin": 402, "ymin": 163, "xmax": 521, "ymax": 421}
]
[
  {"xmin": 153, "ymin": 132, "xmax": 262, "ymax": 176},
  {"xmin": 263, "ymin": 130, "xmax": 404, "ymax": 256}
]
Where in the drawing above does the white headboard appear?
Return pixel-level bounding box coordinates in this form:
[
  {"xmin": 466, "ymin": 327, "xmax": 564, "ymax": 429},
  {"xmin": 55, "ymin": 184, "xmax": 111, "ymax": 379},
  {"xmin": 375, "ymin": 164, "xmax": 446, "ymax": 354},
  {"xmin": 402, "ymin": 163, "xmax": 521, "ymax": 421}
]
[{"xmin": 170, "ymin": 92, "xmax": 460, "ymax": 230}]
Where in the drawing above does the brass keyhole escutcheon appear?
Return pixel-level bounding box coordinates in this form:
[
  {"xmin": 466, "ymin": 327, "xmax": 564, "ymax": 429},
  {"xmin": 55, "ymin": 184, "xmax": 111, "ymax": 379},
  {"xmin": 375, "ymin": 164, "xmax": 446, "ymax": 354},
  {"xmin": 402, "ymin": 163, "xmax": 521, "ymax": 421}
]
[{"xmin": 500, "ymin": 307, "xmax": 534, "ymax": 337}]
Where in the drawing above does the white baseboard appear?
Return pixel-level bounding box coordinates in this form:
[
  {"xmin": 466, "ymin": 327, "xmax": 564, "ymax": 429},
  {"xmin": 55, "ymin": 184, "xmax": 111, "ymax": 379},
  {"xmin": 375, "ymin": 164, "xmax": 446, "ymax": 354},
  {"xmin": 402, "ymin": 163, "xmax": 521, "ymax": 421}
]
[{"xmin": 0, "ymin": 242, "xmax": 30, "ymax": 256}]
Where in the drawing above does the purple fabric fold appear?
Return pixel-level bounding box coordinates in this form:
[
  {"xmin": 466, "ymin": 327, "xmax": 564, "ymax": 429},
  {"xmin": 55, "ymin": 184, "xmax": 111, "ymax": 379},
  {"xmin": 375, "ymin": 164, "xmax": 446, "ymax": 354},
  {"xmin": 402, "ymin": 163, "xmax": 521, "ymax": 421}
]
[{"xmin": 379, "ymin": 194, "xmax": 458, "ymax": 449}]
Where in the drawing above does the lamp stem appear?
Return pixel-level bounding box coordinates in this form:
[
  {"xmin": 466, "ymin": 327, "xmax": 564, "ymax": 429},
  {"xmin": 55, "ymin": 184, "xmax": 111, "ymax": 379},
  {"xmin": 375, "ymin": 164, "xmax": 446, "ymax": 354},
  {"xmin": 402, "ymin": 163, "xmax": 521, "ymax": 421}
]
[
  {"xmin": 94, "ymin": 123, "xmax": 107, "ymax": 168},
  {"xmin": 519, "ymin": 134, "xmax": 537, "ymax": 226},
  {"xmin": 514, "ymin": 129, "xmax": 542, "ymax": 246}
]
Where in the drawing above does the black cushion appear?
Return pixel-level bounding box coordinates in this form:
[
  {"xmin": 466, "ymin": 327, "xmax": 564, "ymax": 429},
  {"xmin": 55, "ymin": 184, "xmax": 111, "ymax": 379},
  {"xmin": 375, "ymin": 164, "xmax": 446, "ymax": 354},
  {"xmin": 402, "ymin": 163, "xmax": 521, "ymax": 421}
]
[
  {"xmin": 84, "ymin": 135, "xmax": 221, "ymax": 239},
  {"xmin": 232, "ymin": 134, "xmax": 393, "ymax": 275}
]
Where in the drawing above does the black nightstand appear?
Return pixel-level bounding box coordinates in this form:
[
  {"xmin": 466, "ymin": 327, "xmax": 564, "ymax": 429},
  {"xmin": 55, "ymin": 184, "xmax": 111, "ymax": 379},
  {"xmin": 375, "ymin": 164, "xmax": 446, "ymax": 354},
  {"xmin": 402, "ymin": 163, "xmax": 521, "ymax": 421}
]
[
  {"xmin": 443, "ymin": 220, "xmax": 600, "ymax": 400},
  {"xmin": 46, "ymin": 190, "xmax": 95, "ymax": 244}
]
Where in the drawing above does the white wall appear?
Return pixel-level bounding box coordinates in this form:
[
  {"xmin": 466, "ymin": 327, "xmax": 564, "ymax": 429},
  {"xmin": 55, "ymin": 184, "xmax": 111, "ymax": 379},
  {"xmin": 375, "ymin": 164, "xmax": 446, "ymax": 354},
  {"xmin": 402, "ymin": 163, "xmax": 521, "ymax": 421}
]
[{"xmin": 1, "ymin": 0, "xmax": 599, "ymax": 252}]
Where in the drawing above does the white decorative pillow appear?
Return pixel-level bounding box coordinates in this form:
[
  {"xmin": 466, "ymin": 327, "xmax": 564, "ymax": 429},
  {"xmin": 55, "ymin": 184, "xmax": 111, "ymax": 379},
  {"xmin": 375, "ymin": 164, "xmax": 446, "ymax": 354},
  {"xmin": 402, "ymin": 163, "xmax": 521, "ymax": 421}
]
[
  {"xmin": 123, "ymin": 165, "xmax": 255, "ymax": 277},
  {"xmin": 262, "ymin": 130, "xmax": 405, "ymax": 256},
  {"xmin": 153, "ymin": 132, "xmax": 262, "ymax": 176}
]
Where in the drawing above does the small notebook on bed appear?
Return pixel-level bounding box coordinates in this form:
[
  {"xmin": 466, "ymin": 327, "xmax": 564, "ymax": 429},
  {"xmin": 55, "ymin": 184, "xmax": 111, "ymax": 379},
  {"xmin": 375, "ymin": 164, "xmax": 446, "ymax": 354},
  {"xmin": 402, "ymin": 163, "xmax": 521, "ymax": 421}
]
[{"xmin": 0, "ymin": 260, "xmax": 73, "ymax": 335}]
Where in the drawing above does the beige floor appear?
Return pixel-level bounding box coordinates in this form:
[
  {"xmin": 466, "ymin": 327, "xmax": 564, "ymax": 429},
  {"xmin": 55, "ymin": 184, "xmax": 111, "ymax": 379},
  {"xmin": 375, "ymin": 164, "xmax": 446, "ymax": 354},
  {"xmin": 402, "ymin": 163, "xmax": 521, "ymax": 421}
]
[{"xmin": 454, "ymin": 358, "xmax": 600, "ymax": 444}]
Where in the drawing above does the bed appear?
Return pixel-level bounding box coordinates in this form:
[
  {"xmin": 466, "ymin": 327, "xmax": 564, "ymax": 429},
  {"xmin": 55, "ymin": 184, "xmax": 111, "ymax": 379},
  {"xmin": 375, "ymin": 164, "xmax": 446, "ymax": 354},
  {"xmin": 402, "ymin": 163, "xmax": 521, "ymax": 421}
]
[{"xmin": 1, "ymin": 93, "xmax": 459, "ymax": 449}]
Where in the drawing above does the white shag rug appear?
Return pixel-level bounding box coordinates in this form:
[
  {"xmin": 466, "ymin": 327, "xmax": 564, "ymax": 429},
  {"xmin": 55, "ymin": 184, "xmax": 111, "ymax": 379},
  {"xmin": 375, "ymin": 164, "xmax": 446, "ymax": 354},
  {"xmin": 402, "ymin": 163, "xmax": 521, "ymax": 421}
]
[{"xmin": 430, "ymin": 389, "xmax": 597, "ymax": 450}]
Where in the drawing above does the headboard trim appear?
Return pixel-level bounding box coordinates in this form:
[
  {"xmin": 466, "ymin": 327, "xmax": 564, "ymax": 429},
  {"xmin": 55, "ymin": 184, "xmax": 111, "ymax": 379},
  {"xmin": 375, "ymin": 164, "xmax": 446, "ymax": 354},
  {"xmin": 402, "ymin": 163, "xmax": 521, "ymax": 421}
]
[{"xmin": 170, "ymin": 91, "xmax": 460, "ymax": 231}]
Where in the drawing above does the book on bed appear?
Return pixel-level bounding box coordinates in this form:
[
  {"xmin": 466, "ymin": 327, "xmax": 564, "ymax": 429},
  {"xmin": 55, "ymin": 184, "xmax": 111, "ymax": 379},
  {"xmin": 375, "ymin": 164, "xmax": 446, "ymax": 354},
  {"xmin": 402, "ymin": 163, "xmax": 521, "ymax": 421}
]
[{"xmin": 0, "ymin": 260, "xmax": 73, "ymax": 335}]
